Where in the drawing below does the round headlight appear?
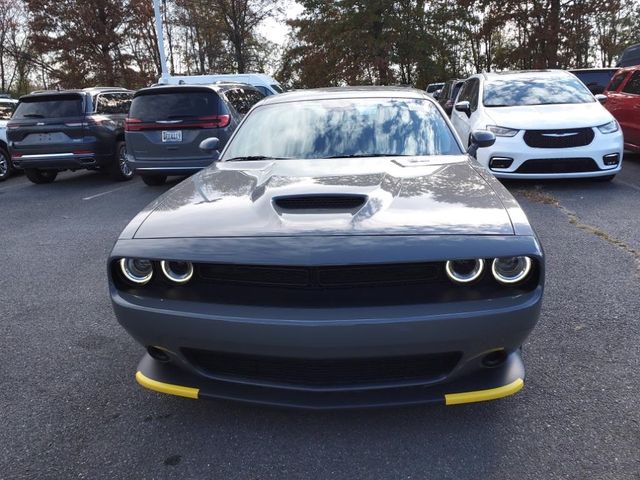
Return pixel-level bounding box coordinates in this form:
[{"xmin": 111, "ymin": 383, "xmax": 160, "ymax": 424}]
[
  {"xmin": 119, "ymin": 258, "xmax": 153, "ymax": 285},
  {"xmin": 491, "ymin": 256, "xmax": 532, "ymax": 284},
  {"xmin": 160, "ymin": 260, "xmax": 194, "ymax": 284},
  {"xmin": 445, "ymin": 259, "xmax": 485, "ymax": 284}
]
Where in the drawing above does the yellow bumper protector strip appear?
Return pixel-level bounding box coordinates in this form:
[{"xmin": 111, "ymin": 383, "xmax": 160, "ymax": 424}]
[
  {"xmin": 135, "ymin": 371, "xmax": 199, "ymax": 399},
  {"xmin": 445, "ymin": 378, "xmax": 524, "ymax": 406}
]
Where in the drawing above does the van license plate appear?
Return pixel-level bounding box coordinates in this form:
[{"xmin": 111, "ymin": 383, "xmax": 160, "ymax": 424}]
[{"xmin": 162, "ymin": 130, "xmax": 182, "ymax": 142}]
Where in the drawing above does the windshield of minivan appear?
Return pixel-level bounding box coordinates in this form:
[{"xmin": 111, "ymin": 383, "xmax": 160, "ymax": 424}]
[
  {"xmin": 13, "ymin": 95, "xmax": 83, "ymax": 119},
  {"xmin": 130, "ymin": 90, "xmax": 219, "ymax": 121},
  {"xmin": 0, "ymin": 102, "xmax": 15, "ymax": 120},
  {"xmin": 483, "ymin": 76, "xmax": 595, "ymax": 107},
  {"xmin": 222, "ymin": 98, "xmax": 461, "ymax": 160}
]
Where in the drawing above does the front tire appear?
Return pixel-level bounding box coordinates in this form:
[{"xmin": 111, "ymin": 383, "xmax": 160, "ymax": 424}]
[
  {"xmin": 141, "ymin": 174, "xmax": 167, "ymax": 186},
  {"xmin": 25, "ymin": 169, "xmax": 58, "ymax": 184},
  {"xmin": 108, "ymin": 141, "xmax": 134, "ymax": 181},
  {"xmin": 0, "ymin": 147, "xmax": 12, "ymax": 182}
]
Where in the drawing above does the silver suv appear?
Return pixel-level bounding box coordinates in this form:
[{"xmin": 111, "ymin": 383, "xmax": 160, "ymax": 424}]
[{"xmin": 125, "ymin": 82, "xmax": 264, "ymax": 186}]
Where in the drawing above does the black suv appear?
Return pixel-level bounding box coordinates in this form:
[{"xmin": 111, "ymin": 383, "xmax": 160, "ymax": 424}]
[
  {"xmin": 125, "ymin": 82, "xmax": 264, "ymax": 185},
  {"xmin": 437, "ymin": 79, "xmax": 464, "ymax": 116},
  {"xmin": 7, "ymin": 87, "xmax": 134, "ymax": 184},
  {"xmin": 569, "ymin": 68, "xmax": 619, "ymax": 95}
]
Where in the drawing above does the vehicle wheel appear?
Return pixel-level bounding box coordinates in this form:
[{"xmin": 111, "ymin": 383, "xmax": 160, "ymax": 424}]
[
  {"xmin": 109, "ymin": 141, "xmax": 134, "ymax": 181},
  {"xmin": 0, "ymin": 147, "xmax": 12, "ymax": 182},
  {"xmin": 141, "ymin": 174, "xmax": 167, "ymax": 186},
  {"xmin": 25, "ymin": 168, "xmax": 58, "ymax": 184},
  {"xmin": 592, "ymin": 174, "xmax": 615, "ymax": 182}
]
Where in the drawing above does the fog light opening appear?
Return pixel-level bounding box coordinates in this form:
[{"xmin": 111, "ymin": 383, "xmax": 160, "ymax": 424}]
[
  {"xmin": 147, "ymin": 346, "xmax": 171, "ymax": 363},
  {"xmin": 482, "ymin": 350, "xmax": 508, "ymax": 368},
  {"xmin": 603, "ymin": 153, "xmax": 619, "ymax": 166},
  {"xmin": 489, "ymin": 157, "xmax": 514, "ymax": 169}
]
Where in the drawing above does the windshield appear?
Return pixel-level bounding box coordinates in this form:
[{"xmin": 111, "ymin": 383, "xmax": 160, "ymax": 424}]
[
  {"xmin": 13, "ymin": 95, "xmax": 83, "ymax": 119},
  {"xmin": 483, "ymin": 76, "xmax": 595, "ymax": 107},
  {"xmin": 130, "ymin": 90, "xmax": 220, "ymax": 121},
  {"xmin": 222, "ymin": 98, "xmax": 461, "ymax": 160},
  {"xmin": 0, "ymin": 102, "xmax": 16, "ymax": 120},
  {"xmin": 270, "ymin": 84, "xmax": 283, "ymax": 94}
]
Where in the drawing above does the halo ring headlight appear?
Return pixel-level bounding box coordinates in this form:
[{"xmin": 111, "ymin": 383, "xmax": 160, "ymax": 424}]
[
  {"xmin": 445, "ymin": 259, "xmax": 485, "ymax": 284},
  {"xmin": 160, "ymin": 260, "xmax": 194, "ymax": 284},
  {"xmin": 492, "ymin": 256, "xmax": 532, "ymax": 284},
  {"xmin": 119, "ymin": 258, "xmax": 153, "ymax": 285}
]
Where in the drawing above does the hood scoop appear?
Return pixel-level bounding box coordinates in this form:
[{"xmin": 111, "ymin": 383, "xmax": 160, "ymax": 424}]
[{"xmin": 273, "ymin": 194, "xmax": 367, "ymax": 213}]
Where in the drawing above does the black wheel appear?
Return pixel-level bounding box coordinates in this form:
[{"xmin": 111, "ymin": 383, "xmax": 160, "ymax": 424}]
[
  {"xmin": 25, "ymin": 168, "xmax": 58, "ymax": 184},
  {"xmin": 592, "ymin": 174, "xmax": 615, "ymax": 182},
  {"xmin": 108, "ymin": 141, "xmax": 134, "ymax": 181},
  {"xmin": 141, "ymin": 174, "xmax": 167, "ymax": 186},
  {"xmin": 0, "ymin": 147, "xmax": 12, "ymax": 181}
]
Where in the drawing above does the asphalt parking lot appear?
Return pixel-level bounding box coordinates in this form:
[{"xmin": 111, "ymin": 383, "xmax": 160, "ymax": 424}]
[{"xmin": 1, "ymin": 157, "xmax": 639, "ymax": 479}]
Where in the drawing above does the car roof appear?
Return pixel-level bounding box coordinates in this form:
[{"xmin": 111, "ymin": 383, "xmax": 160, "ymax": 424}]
[
  {"xmin": 612, "ymin": 65, "xmax": 640, "ymax": 74},
  {"xmin": 22, "ymin": 87, "xmax": 132, "ymax": 99},
  {"xmin": 258, "ymin": 86, "xmax": 433, "ymax": 106},
  {"xmin": 476, "ymin": 69, "xmax": 574, "ymax": 81},
  {"xmin": 569, "ymin": 68, "xmax": 618, "ymax": 72},
  {"xmin": 135, "ymin": 82, "xmax": 259, "ymax": 96}
]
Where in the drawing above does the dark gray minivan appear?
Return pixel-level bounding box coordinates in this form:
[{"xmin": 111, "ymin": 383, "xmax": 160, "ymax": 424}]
[{"xmin": 125, "ymin": 83, "xmax": 264, "ymax": 185}]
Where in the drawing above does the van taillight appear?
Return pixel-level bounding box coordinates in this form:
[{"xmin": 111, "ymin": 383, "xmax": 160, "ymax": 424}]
[
  {"xmin": 125, "ymin": 118, "xmax": 142, "ymax": 132},
  {"xmin": 199, "ymin": 115, "xmax": 230, "ymax": 128},
  {"xmin": 125, "ymin": 115, "xmax": 230, "ymax": 131}
]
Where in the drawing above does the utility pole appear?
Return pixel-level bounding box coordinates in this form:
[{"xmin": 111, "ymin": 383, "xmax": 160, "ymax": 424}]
[{"xmin": 152, "ymin": 0, "xmax": 170, "ymax": 82}]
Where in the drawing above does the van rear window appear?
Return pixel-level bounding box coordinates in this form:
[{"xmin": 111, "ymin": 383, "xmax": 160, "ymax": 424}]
[
  {"xmin": 14, "ymin": 95, "xmax": 83, "ymax": 119},
  {"xmin": 130, "ymin": 91, "xmax": 220, "ymax": 121}
]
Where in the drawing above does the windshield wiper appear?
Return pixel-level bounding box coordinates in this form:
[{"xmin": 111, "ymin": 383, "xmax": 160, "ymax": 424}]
[
  {"xmin": 225, "ymin": 155, "xmax": 290, "ymax": 162},
  {"xmin": 22, "ymin": 113, "xmax": 45, "ymax": 118},
  {"xmin": 320, "ymin": 153, "xmax": 411, "ymax": 159}
]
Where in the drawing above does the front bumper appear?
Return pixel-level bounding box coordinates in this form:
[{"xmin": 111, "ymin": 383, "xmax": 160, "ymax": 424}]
[
  {"xmin": 477, "ymin": 129, "xmax": 624, "ymax": 179},
  {"xmin": 112, "ymin": 285, "xmax": 542, "ymax": 408}
]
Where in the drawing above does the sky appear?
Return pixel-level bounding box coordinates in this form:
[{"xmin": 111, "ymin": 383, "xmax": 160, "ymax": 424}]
[{"xmin": 258, "ymin": 1, "xmax": 304, "ymax": 47}]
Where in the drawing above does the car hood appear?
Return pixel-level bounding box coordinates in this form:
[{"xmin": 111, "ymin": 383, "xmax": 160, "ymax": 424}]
[
  {"xmin": 131, "ymin": 157, "xmax": 515, "ymax": 239},
  {"xmin": 483, "ymin": 102, "xmax": 613, "ymax": 130}
]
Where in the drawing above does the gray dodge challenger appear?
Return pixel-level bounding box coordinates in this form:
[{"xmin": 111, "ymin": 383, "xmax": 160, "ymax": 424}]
[{"xmin": 109, "ymin": 87, "xmax": 544, "ymax": 408}]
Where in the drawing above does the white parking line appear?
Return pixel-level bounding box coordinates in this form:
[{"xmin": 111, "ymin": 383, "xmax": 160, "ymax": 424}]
[{"xmin": 82, "ymin": 184, "xmax": 132, "ymax": 200}]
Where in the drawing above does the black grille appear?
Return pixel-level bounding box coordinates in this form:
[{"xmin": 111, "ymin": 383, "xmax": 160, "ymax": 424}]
[
  {"xmin": 274, "ymin": 194, "xmax": 366, "ymax": 211},
  {"xmin": 516, "ymin": 158, "xmax": 599, "ymax": 174},
  {"xmin": 183, "ymin": 349, "xmax": 462, "ymax": 387},
  {"xmin": 523, "ymin": 128, "xmax": 594, "ymax": 148},
  {"xmin": 198, "ymin": 262, "xmax": 441, "ymax": 288}
]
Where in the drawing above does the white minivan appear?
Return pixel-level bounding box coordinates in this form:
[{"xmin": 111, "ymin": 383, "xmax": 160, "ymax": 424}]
[
  {"xmin": 157, "ymin": 73, "xmax": 283, "ymax": 97},
  {"xmin": 451, "ymin": 70, "xmax": 623, "ymax": 181}
]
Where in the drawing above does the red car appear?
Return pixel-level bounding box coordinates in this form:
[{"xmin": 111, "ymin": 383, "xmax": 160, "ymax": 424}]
[{"xmin": 604, "ymin": 66, "xmax": 640, "ymax": 152}]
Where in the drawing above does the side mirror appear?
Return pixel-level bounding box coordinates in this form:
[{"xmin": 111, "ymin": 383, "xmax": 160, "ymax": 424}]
[
  {"xmin": 433, "ymin": 91, "xmax": 440, "ymax": 100},
  {"xmin": 595, "ymin": 94, "xmax": 607, "ymax": 104},
  {"xmin": 199, "ymin": 137, "xmax": 220, "ymax": 154},
  {"xmin": 467, "ymin": 130, "xmax": 496, "ymax": 158},
  {"xmin": 454, "ymin": 101, "xmax": 471, "ymax": 117}
]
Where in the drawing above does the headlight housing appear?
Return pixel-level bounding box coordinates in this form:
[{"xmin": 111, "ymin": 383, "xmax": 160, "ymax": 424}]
[
  {"xmin": 160, "ymin": 260, "xmax": 194, "ymax": 284},
  {"xmin": 491, "ymin": 256, "xmax": 532, "ymax": 284},
  {"xmin": 119, "ymin": 258, "xmax": 153, "ymax": 285},
  {"xmin": 486, "ymin": 125, "xmax": 519, "ymax": 137},
  {"xmin": 597, "ymin": 120, "xmax": 619, "ymax": 134},
  {"xmin": 445, "ymin": 259, "xmax": 485, "ymax": 284}
]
